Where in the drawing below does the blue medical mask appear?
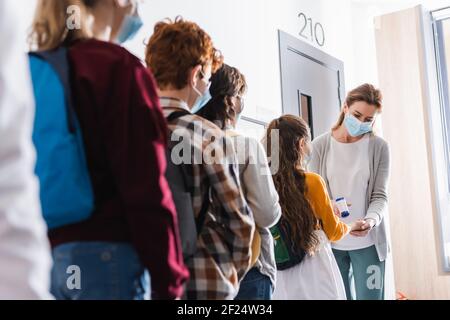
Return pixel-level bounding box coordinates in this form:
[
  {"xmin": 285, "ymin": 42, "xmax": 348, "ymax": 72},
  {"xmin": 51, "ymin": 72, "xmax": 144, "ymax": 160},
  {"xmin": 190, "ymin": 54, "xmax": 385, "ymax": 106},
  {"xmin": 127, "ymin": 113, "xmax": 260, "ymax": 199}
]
[
  {"xmin": 191, "ymin": 88, "xmax": 212, "ymax": 114},
  {"xmin": 235, "ymin": 97, "xmax": 244, "ymax": 124},
  {"xmin": 116, "ymin": 12, "xmax": 143, "ymax": 44},
  {"xmin": 235, "ymin": 112, "xmax": 242, "ymax": 124},
  {"xmin": 344, "ymin": 113, "xmax": 373, "ymax": 137},
  {"xmin": 191, "ymin": 73, "xmax": 212, "ymax": 113},
  {"xmin": 302, "ymin": 143, "xmax": 312, "ymax": 168}
]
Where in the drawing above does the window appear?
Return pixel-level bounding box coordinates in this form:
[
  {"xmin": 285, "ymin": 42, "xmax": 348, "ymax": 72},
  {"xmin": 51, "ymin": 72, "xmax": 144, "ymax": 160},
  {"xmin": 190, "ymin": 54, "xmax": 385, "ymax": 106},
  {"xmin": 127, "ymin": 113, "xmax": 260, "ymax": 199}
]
[
  {"xmin": 431, "ymin": 7, "xmax": 450, "ymax": 272},
  {"xmin": 236, "ymin": 116, "xmax": 268, "ymax": 142},
  {"xmin": 433, "ymin": 7, "xmax": 450, "ymax": 193}
]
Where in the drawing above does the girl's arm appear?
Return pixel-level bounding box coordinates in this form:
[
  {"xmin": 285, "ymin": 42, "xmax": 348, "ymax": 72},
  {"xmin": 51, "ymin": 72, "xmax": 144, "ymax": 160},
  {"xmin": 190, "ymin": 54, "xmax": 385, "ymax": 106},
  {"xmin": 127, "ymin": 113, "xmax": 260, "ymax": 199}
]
[{"xmin": 307, "ymin": 173, "xmax": 354, "ymax": 242}]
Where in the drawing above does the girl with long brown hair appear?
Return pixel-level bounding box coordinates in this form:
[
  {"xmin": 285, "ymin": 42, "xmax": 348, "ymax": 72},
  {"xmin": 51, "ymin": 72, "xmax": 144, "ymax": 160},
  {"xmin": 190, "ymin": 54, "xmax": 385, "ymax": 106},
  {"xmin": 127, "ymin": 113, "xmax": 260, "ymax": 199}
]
[{"xmin": 265, "ymin": 115, "xmax": 363, "ymax": 300}]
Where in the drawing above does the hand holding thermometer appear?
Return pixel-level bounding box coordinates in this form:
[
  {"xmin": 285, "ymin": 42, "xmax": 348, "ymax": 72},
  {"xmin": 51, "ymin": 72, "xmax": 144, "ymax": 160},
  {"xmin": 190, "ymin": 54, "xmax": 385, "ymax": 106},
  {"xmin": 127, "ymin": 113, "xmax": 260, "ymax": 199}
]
[{"xmin": 335, "ymin": 197, "xmax": 350, "ymax": 218}]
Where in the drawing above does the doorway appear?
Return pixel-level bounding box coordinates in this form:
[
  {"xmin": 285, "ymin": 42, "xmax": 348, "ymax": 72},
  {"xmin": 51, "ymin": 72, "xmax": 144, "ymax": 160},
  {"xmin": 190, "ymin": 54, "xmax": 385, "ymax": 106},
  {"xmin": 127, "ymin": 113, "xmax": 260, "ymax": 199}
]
[{"xmin": 278, "ymin": 30, "xmax": 346, "ymax": 139}]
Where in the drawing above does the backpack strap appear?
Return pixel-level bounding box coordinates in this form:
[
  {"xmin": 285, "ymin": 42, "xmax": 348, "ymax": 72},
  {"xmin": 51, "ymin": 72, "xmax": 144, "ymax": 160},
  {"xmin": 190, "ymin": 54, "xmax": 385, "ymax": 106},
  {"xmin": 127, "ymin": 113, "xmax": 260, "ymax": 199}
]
[
  {"xmin": 166, "ymin": 109, "xmax": 193, "ymax": 191},
  {"xmin": 196, "ymin": 186, "xmax": 210, "ymax": 236},
  {"xmin": 166, "ymin": 109, "xmax": 191, "ymax": 123},
  {"xmin": 166, "ymin": 109, "xmax": 210, "ymax": 237},
  {"xmin": 30, "ymin": 47, "xmax": 77, "ymax": 133}
]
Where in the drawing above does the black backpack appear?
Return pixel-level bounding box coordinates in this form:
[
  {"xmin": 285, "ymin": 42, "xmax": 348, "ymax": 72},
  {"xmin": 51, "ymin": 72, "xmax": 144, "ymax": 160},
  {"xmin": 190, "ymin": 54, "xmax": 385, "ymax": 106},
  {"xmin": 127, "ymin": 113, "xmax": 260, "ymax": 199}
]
[
  {"xmin": 165, "ymin": 110, "xmax": 210, "ymax": 260},
  {"xmin": 270, "ymin": 222, "xmax": 306, "ymax": 270}
]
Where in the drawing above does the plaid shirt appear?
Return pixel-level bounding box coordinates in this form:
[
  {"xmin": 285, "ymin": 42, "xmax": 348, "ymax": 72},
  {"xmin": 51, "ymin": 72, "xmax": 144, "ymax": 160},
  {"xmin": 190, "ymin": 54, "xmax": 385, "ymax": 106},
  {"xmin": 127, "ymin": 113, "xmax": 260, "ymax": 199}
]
[{"xmin": 160, "ymin": 97, "xmax": 255, "ymax": 300}]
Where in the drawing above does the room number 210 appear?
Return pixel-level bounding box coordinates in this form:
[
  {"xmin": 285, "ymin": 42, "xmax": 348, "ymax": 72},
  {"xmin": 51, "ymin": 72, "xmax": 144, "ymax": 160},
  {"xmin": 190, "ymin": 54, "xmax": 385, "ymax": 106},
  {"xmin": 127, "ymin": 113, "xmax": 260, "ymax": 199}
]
[{"xmin": 298, "ymin": 12, "xmax": 325, "ymax": 47}]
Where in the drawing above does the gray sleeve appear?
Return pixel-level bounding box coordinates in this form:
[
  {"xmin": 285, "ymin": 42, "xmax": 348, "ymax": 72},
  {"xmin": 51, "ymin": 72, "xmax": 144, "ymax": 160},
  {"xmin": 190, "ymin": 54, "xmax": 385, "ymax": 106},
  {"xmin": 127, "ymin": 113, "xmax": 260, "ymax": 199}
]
[
  {"xmin": 365, "ymin": 141, "xmax": 391, "ymax": 226},
  {"xmin": 242, "ymin": 138, "xmax": 281, "ymax": 229},
  {"xmin": 308, "ymin": 139, "xmax": 322, "ymax": 175}
]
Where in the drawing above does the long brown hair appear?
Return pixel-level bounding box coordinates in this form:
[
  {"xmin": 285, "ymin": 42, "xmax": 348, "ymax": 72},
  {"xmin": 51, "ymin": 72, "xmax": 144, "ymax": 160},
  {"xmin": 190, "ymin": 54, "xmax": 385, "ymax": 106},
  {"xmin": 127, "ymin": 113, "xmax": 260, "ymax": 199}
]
[
  {"xmin": 196, "ymin": 64, "xmax": 247, "ymax": 129},
  {"xmin": 265, "ymin": 115, "xmax": 319, "ymax": 254},
  {"xmin": 29, "ymin": 0, "xmax": 100, "ymax": 51},
  {"xmin": 333, "ymin": 83, "xmax": 383, "ymax": 130}
]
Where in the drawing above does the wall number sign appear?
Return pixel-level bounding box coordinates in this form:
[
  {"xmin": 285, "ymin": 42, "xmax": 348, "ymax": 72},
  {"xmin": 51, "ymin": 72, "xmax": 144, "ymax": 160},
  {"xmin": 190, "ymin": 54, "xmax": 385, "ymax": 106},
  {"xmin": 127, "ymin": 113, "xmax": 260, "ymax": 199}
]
[{"xmin": 298, "ymin": 12, "xmax": 325, "ymax": 47}]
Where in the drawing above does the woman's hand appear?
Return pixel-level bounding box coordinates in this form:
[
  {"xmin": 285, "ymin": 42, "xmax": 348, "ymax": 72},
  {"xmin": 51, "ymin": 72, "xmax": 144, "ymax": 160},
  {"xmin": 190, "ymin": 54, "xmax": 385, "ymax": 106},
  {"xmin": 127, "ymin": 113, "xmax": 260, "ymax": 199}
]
[
  {"xmin": 350, "ymin": 218, "xmax": 376, "ymax": 237},
  {"xmin": 349, "ymin": 220, "xmax": 366, "ymax": 233}
]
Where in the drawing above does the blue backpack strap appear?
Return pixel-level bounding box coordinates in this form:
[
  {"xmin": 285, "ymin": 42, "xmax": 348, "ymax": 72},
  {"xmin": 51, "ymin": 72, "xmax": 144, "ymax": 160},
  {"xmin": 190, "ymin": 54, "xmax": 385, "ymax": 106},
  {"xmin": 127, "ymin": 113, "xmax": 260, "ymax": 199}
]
[{"xmin": 30, "ymin": 47, "xmax": 77, "ymax": 133}]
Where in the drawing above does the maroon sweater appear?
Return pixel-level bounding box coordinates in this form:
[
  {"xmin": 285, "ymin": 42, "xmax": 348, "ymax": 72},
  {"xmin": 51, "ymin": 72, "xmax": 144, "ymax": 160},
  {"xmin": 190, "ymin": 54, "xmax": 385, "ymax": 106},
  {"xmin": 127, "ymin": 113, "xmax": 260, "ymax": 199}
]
[{"xmin": 48, "ymin": 39, "xmax": 189, "ymax": 299}]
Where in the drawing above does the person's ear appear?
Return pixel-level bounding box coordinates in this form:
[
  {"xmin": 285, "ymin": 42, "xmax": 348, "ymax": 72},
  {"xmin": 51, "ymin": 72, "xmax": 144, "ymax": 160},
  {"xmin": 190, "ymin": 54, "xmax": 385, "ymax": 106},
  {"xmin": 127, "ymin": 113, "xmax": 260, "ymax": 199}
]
[
  {"xmin": 225, "ymin": 96, "xmax": 235, "ymax": 108},
  {"xmin": 298, "ymin": 138, "xmax": 305, "ymax": 152},
  {"xmin": 225, "ymin": 97, "xmax": 238, "ymax": 122},
  {"xmin": 189, "ymin": 65, "xmax": 203, "ymax": 88},
  {"xmin": 343, "ymin": 103, "xmax": 349, "ymax": 113},
  {"xmin": 114, "ymin": 0, "xmax": 131, "ymax": 8}
]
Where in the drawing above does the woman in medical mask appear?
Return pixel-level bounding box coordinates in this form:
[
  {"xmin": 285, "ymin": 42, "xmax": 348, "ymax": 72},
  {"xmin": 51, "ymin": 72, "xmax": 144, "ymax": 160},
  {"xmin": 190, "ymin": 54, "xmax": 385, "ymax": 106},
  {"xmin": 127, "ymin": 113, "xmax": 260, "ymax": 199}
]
[
  {"xmin": 29, "ymin": 0, "xmax": 189, "ymax": 300},
  {"xmin": 308, "ymin": 83, "xmax": 390, "ymax": 300}
]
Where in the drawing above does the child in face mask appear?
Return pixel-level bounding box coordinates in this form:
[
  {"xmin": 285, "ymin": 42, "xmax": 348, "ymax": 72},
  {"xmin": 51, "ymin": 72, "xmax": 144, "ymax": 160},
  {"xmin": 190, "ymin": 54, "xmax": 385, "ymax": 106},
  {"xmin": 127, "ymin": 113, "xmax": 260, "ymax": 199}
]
[
  {"xmin": 196, "ymin": 64, "xmax": 282, "ymax": 300},
  {"xmin": 29, "ymin": 0, "xmax": 189, "ymax": 300},
  {"xmin": 265, "ymin": 115, "xmax": 363, "ymax": 300},
  {"xmin": 31, "ymin": 0, "xmax": 142, "ymax": 49},
  {"xmin": 146, "ymin": 18, "xmax": 258, "ymax": 300}
]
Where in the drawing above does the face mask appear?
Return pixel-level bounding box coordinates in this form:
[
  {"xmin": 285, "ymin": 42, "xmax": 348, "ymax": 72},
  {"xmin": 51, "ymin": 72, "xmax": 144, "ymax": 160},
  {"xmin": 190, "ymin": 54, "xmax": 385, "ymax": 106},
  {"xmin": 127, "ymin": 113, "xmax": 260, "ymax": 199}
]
[
  {"xmin": 302, "ymin": 145, "xmax": 312, "ymax": 168},
  {"xmin": 235, "ymin": 97, "xmax": 244, "ymax": 124},
  {"xmin": 116, "ymin": 12, "xmax": 143, "ymax": 44},
  {"xmin": 191, "ymin": 79, "xmax": 212, "ymax": 114},
  {"xmin": 235, "ymin": 112, "xmax": 242, "ymax": 124},
  {"xmin": 344, "ymin": 113, "xmax": 373, "ymax": 137}
]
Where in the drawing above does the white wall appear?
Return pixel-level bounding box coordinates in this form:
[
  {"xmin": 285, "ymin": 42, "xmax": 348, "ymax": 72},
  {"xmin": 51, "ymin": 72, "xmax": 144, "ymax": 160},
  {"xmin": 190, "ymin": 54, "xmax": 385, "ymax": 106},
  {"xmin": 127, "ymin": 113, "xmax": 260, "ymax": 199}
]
[
  {"xmin": 124, "ymin": 0, "xmax": 357, "ymax": 124},
  {"xmin": 20, "ymin": 0, "xmax": 360, "ymax": 122},
  {"xmin": 19, "ymin": 0, "xmax": 450, "ymax": 121}
]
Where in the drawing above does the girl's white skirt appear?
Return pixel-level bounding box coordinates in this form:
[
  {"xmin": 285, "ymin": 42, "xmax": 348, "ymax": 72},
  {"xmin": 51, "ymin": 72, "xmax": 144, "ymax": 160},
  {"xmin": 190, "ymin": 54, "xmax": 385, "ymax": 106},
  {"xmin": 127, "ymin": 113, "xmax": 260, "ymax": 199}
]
[{"xmin": 273, "ymin": 230, "xmax": 346, "ymax": 300}]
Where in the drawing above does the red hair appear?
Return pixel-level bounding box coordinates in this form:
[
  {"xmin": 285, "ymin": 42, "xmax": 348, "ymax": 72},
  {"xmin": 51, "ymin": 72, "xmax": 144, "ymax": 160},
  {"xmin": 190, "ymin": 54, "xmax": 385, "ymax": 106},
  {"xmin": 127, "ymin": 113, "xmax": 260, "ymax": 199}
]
[{"xmin": 145, "ymin": 16, "xmax": 223, "ymax": 90}]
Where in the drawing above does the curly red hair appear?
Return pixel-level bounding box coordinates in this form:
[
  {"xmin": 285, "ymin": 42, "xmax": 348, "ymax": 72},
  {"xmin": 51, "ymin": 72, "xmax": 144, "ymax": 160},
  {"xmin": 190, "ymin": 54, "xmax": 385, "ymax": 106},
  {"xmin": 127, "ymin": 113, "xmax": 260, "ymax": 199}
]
[{"xmin": 145, "ymin": 16, "xmax": 223, "ymax": 90}]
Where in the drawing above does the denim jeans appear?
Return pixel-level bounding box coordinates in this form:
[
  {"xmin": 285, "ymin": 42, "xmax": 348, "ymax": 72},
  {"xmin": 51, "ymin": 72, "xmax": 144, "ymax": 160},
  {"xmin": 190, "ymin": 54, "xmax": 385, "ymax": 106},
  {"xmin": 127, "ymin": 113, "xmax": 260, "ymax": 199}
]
[
  {"xmin": 51, "ymin": 242, "xmax": 150, "ymax": 300},
  {"xmin": 235, "ymin": 268, "xmax": 273, "ymax": 300}
]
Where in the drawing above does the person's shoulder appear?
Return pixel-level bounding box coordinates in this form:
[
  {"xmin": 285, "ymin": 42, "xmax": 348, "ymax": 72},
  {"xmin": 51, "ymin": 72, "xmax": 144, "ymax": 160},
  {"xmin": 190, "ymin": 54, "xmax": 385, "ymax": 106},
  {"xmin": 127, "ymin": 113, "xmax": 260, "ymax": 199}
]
[
  {"xmin": 183, "ymin": 114, "xmax": 227, "ymax": 139},
  {"xmin": 70, "ymin": 39, "xmax": 143, "ymax": 68},
  {"xmin": 305, "ymin": 172, "xmax": 327, "ymax": 190},
  {"xmin": 234, "ymin": 134, "xmax": 266, "ymax": 157},
  {"xmin": 233, "ymin": 134, "xmax": 260, "ymax": 147},
  {"xmin": 370, "ymin": 134, "xmax": 389, "ymax": 150},
  {"xmin": 71, "ymin": 39, "xmax": 131, "ymax": 57},
  {"xmin": 305, "ymin": 171, "xmax": 323, "ymax": 183},
  {"xmin": 312, "ymin": 131, "xmax": 331, "ymax": 147}
]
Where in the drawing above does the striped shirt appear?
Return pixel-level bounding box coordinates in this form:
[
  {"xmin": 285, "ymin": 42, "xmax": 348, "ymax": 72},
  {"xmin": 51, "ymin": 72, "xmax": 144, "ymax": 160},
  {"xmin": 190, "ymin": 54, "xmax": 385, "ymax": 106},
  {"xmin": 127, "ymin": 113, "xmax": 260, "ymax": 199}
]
[{"xmin": 160, "ymin": 97, "xmax": 255, "ymax": 300}]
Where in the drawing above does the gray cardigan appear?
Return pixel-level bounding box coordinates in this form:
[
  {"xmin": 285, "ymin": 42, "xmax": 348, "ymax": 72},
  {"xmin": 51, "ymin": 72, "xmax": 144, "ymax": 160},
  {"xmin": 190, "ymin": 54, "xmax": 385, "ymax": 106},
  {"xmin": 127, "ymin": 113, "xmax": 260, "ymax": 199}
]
[
  {"xmin": 308, "ymin": 132, "xmax": 391, "ymax": 261},
  {"xmin": 228, "ymin": 133, "xmax": 282, "ymax": 286}
]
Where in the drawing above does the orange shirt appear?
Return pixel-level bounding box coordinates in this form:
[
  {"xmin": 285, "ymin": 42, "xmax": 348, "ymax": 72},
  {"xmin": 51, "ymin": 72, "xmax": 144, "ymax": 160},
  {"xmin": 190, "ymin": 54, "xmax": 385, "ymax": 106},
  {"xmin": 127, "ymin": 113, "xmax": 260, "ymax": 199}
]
[{"xmin": 304, "ymin": 172, "xmax": 349, "ymax": 242}]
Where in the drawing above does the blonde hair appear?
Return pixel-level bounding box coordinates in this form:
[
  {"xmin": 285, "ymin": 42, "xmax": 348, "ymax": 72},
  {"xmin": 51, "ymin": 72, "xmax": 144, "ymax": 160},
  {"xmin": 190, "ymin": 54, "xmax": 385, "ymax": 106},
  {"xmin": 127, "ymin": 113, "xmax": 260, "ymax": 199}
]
[
  {"xmin": 29, "ymin": 0, "xmax": 99, "ymax": 51},
  {"xmin": 333, "ymin": 83, "xmax": 383, "ymax": 131}
]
